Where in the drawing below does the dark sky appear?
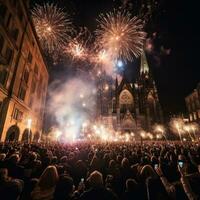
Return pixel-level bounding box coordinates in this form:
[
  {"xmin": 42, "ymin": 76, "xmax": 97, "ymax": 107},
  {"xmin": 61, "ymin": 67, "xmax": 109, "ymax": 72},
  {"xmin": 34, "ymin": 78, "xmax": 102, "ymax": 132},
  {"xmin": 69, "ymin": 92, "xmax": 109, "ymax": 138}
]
[{"xmin": 31, "ymin": 0, "xmax": 200, "ymax": 117}]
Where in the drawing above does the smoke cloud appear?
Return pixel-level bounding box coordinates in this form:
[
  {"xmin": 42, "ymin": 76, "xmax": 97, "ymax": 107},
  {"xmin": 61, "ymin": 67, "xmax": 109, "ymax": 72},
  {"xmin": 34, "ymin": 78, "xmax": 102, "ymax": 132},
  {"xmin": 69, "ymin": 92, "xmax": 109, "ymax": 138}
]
[{"xmin": 47, "ymin": 75, "xmax": 96, "ymax": 142}]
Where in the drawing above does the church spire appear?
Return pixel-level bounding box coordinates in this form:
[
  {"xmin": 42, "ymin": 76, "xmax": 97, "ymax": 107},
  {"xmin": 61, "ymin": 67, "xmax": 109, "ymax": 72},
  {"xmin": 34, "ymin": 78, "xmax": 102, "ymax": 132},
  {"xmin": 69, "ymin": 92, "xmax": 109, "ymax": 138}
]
[{"xmin": 140, "ymin": 51, "xmax": 149, "ymax": 75}]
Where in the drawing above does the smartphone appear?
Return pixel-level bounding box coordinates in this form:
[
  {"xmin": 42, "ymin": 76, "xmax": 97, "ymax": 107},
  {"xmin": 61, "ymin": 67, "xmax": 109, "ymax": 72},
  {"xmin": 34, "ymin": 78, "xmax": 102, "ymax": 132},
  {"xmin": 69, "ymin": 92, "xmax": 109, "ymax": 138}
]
[
  {"xmin": 178, "ymin": 161, "xmax": 184, "ymax": 168},
  {"xmin": 154, "ymin": 164, "xmax": 158, "ymax": 169},
  {"xmin": 81, "ymin": 178, "xmax": 84, "ymax": 182}
]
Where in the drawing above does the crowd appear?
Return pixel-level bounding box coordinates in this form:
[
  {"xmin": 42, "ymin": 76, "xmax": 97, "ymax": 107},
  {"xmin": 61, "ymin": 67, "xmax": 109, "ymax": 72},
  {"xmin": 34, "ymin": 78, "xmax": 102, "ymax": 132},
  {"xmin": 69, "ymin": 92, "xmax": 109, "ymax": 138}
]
[{"xmin": 0, "ymin": 141, "xmax": 200, "ymax": 200}]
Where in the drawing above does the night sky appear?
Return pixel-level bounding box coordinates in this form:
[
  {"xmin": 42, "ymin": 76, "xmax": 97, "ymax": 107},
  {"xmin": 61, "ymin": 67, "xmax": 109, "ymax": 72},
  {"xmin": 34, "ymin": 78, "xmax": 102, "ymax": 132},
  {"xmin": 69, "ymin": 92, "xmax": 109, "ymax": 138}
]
[{"xmin": 31, "ymin": 0, "xmax": 200, "ymax": 118}]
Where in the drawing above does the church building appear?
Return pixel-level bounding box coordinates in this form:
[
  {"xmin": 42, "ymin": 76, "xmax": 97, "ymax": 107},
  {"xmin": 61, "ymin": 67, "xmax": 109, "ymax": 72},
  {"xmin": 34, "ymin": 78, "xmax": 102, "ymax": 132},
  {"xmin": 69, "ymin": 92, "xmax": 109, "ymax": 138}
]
[{"xmin": 97, "ymin": 51, "xmax": 163, "ymax": 133}]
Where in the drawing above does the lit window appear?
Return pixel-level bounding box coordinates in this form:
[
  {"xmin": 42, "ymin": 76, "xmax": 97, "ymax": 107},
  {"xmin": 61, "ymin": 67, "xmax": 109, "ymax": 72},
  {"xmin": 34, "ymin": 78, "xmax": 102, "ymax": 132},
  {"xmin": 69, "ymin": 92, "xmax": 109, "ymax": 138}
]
[
  {"xmin": 190, "ymin": 114, "xmax": 193, "ymax": 121},
  {"xmin": 18, "ymin": 87, "xmax": 26, "ymax": 101},
  {"xmin": 13, "ymin": 108, "xmax": 23, "ymax": 121},
  {"xmin": 27, "ymin": 52, "xmax": 32, "ymax": 63},
  {"xmin": 34, "ymin": 64, "xmax": 38, "ymax": 75},
  {"xmin": 193, "ymin": 112, "xmax": 197, "ymax": 120},
  {"xmin": 23, "ymin": 68, "xmax": 29, "ymax": 84},
  {"xmin": 198, "ymin": 110, "xmax": 200, "ymax": 119}
]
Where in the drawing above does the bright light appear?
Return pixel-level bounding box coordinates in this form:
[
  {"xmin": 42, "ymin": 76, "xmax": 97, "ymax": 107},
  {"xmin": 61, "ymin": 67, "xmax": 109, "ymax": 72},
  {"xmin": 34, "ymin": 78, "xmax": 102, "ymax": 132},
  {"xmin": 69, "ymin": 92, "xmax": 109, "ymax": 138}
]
[
  {"xmin": 130, "ymin": 132, "xmax": 135, "ymax": 137},
  {"xmin": 55, "ymin": 130, "xmax": 62, "ymax": 139},
  {"xmin": 156, "ymin": 134, "xmax": 161, "ymax": 139},
  {"xmin": 82, "ymin": 122, "xmax": 87, "ymax": 128},
  {"xmin": 47, "ymin": 26, "xmax": 52, "ymax": 32},
  {"xmin": 27, "ymin": 119, "xmax": 32, "ymax": 129},
  {"xmin": 80, "ymin": 94, "xmax": 84, "ymax": 98},
  {"xmin": 117, "ymin": 60, "xmax": 123, "ymax": 68},
  {"xmin": 104, "ymin": 84, "xmax": 109, "ymax": 91},
  {"xmin": 140, "ymin": 131, "xmax": 146, "ymax": 138}
]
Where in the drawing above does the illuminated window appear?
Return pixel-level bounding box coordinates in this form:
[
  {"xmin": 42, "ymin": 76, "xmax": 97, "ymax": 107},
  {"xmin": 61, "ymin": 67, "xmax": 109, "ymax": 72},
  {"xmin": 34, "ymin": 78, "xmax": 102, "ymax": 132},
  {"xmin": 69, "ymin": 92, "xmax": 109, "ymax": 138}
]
[
  {"xmin": 190, "ymin": 114, "xmax": 193, "ymax": 121},
  {"xmin": 18, "ymin": 86, "xmax": 26, "ymax": 101},
  {"xmin": 198, "ymin": 110, "xmax": 200, "ymax": 119},
  {"xmin": 23, "ymin": 68, "xmax": 29, "ymax": 84},
  {"xmin": 27, "ymin": 52, "xmax": 32, "ymax": 64},
  {"xmin": 34, "ymin": 64, "xmax": 38, "ymax": 75},
  {"xmin": 13, "ymin": 108, "xmax": 23, "ymax": 121},
  {"xmin": 193, "ymin": 112, "xmax": 197, "ymax": 120},
  {"xmin": 119, "ymin": 89, "xmax": 133, "ymax": 105}
]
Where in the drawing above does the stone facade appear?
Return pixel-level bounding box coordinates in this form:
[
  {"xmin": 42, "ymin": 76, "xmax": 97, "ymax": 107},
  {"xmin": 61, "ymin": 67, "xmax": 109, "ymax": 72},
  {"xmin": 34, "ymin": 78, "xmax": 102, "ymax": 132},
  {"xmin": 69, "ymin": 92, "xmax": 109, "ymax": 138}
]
[
  {"xmin": 0, "ymin": 0, "xmax": 49, "ymax": 142},
  {"xmin": 185, "ymin": 83, "xmax": 200, "ymax": 124},
  {"xmin": 97, "ymin": 51, "xmax": 163, "ymax": 133}
]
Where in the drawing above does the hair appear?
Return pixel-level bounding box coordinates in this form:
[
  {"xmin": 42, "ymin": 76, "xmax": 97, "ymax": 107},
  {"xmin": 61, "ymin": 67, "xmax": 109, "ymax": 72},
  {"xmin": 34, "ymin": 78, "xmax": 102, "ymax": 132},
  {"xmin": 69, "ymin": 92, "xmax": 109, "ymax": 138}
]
[
  {"xmin": 0, "ymin": 153, "xmax": 6, "ymax": 161},
  {"xmin": 121, "ymin": 158, "xmax": 129, "ymax": 168},
  {"xmin": 140, "ymin": 165, "xmax": 157, "ymax": 181},
  {"xmin": 126, "ymin": 179, "xmax": 138, "ymax": 192},
  {"xmin": 109, "ymin": 160, "xmax": 116, "ymax": 169},
  {"xmin": 54, "ymin": 175, "xmax": 74, "ymax": 200},
  {"xmin": 9, "ymin": 154, "xmax": 20, "ymax": 164},
  {"xmin": 38, "ymin": 165, "xmax": 58, "ymax": 190},
  {"xmin": 88, "ymin": 170, "xmax": 103, "ymax": 187}
]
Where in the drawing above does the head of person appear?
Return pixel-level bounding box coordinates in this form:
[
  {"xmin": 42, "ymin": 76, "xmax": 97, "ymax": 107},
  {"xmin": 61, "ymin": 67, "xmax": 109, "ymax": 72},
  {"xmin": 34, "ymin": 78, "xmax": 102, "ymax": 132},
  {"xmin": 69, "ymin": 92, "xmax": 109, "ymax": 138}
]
[
  {"xmin": 121, "ymin": 158, "xmax": 130, "ymax": 169},
  {"xmin": 126, "ymin": 179, "xmax": 138, "ymax": 192},
  {"xmin": 108, "ymin": 160, "xmax": 116, "ymax": 169},
  {"xmin": 9, "ymin": 154, "xmax": 20, "ymax": 164},
  {"xmin": 105, "ymin": 174, "xmax": 114, "ymax": 189},
  {"xmin": 0, "ymin": 168, "xmax": 8, "ymax": 181},
  {"xmin": 0, "ymin": 153, "xmax": 6, "ymax": 161},
  {"xmin": 88, "ymin": 170, "xmax": 103, "ymax": 188},
  {"xmin": 54, "ymin": 175, "xmax": 74, "ymax": 200},
  {"xmin": 38, "ymin": 165, "xmax": 58, "ymax": 190},
  {"xmin": 140, "ymin": 165, "xmax": 157, "ymax": 182}
]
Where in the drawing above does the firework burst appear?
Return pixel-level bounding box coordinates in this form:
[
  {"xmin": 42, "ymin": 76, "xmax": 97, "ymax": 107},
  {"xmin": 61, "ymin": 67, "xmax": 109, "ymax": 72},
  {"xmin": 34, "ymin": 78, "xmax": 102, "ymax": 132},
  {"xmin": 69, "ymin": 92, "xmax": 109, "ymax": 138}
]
[
  {"xmin": 64, "ymin": 27, "xmax": 92, "ymax": 61},
  {"xmin": 96, "ymin": 10, "xmax": 146, "ymax": 62},
  {"xmin": 32, "ymin": 3, "xmax": 73, "ymax": 53}
]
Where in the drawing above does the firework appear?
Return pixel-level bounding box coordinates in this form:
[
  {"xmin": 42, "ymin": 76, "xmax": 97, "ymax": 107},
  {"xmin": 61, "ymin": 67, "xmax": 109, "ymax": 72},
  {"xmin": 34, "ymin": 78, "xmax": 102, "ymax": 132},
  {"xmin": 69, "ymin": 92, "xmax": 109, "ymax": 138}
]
[
  {"xmin": 64, "ymin": 27, "xmax": 92, "ymax": 60},
  {"xmin": 96, "ymin": 10, "xmax": 146, "ymax": 62},
  {"xmin": 170, "ymin": 118, "xmax": 185, "ymax": 142},
  {"xmin": 153, "ymin": 124, "xmax": 168, "ymax": 141},
  {"xmin": 32, "ymin": 3, "xmax": 73, "ymax": 53}
]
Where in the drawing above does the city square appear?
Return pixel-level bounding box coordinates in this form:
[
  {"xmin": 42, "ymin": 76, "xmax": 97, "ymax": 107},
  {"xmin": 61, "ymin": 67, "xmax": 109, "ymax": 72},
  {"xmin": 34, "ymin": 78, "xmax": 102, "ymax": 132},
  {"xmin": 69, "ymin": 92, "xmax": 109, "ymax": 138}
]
[{"xmin": 0, "ymin": 0, "xmax": 200, "ymax": 199}]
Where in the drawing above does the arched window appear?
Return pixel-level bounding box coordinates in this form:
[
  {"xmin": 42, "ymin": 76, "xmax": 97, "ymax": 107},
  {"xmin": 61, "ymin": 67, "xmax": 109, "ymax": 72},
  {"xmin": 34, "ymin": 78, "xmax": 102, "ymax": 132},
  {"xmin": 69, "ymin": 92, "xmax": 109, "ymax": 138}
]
[{"xmin": 119, "ymin": 89, "xmax": 134, "ymax": 105}]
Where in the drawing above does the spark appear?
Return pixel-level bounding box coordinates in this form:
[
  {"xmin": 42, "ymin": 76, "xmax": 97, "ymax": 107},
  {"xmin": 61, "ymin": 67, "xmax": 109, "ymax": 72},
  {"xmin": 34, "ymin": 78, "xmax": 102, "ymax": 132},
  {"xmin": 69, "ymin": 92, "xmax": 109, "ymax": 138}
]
[{"xmin": 32, "ymin": 3, "xmax": 73, "ymax": 53}]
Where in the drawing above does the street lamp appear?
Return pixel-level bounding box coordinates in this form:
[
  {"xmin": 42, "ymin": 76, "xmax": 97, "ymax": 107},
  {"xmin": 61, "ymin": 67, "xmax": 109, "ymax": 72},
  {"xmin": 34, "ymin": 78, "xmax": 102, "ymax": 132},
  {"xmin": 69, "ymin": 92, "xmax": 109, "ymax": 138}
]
[{"xmin": 27, "ymin": 118, "xmax": 32, "ymax": 143}]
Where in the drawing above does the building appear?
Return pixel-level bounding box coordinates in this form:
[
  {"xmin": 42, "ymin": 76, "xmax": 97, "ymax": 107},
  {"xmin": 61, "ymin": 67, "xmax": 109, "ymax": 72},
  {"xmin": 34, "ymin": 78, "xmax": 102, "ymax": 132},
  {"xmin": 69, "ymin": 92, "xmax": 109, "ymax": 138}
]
[
  {"xmin": 0, "ymin": 0, "xmax": 49, "ymax": 142},
  {"xmin": 185, "ymin": 83, "xmax": 200, "ymax": 124},
  {"xmin": 97, "ymin": 51, "xmax": 163, "ymax": 133}
]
